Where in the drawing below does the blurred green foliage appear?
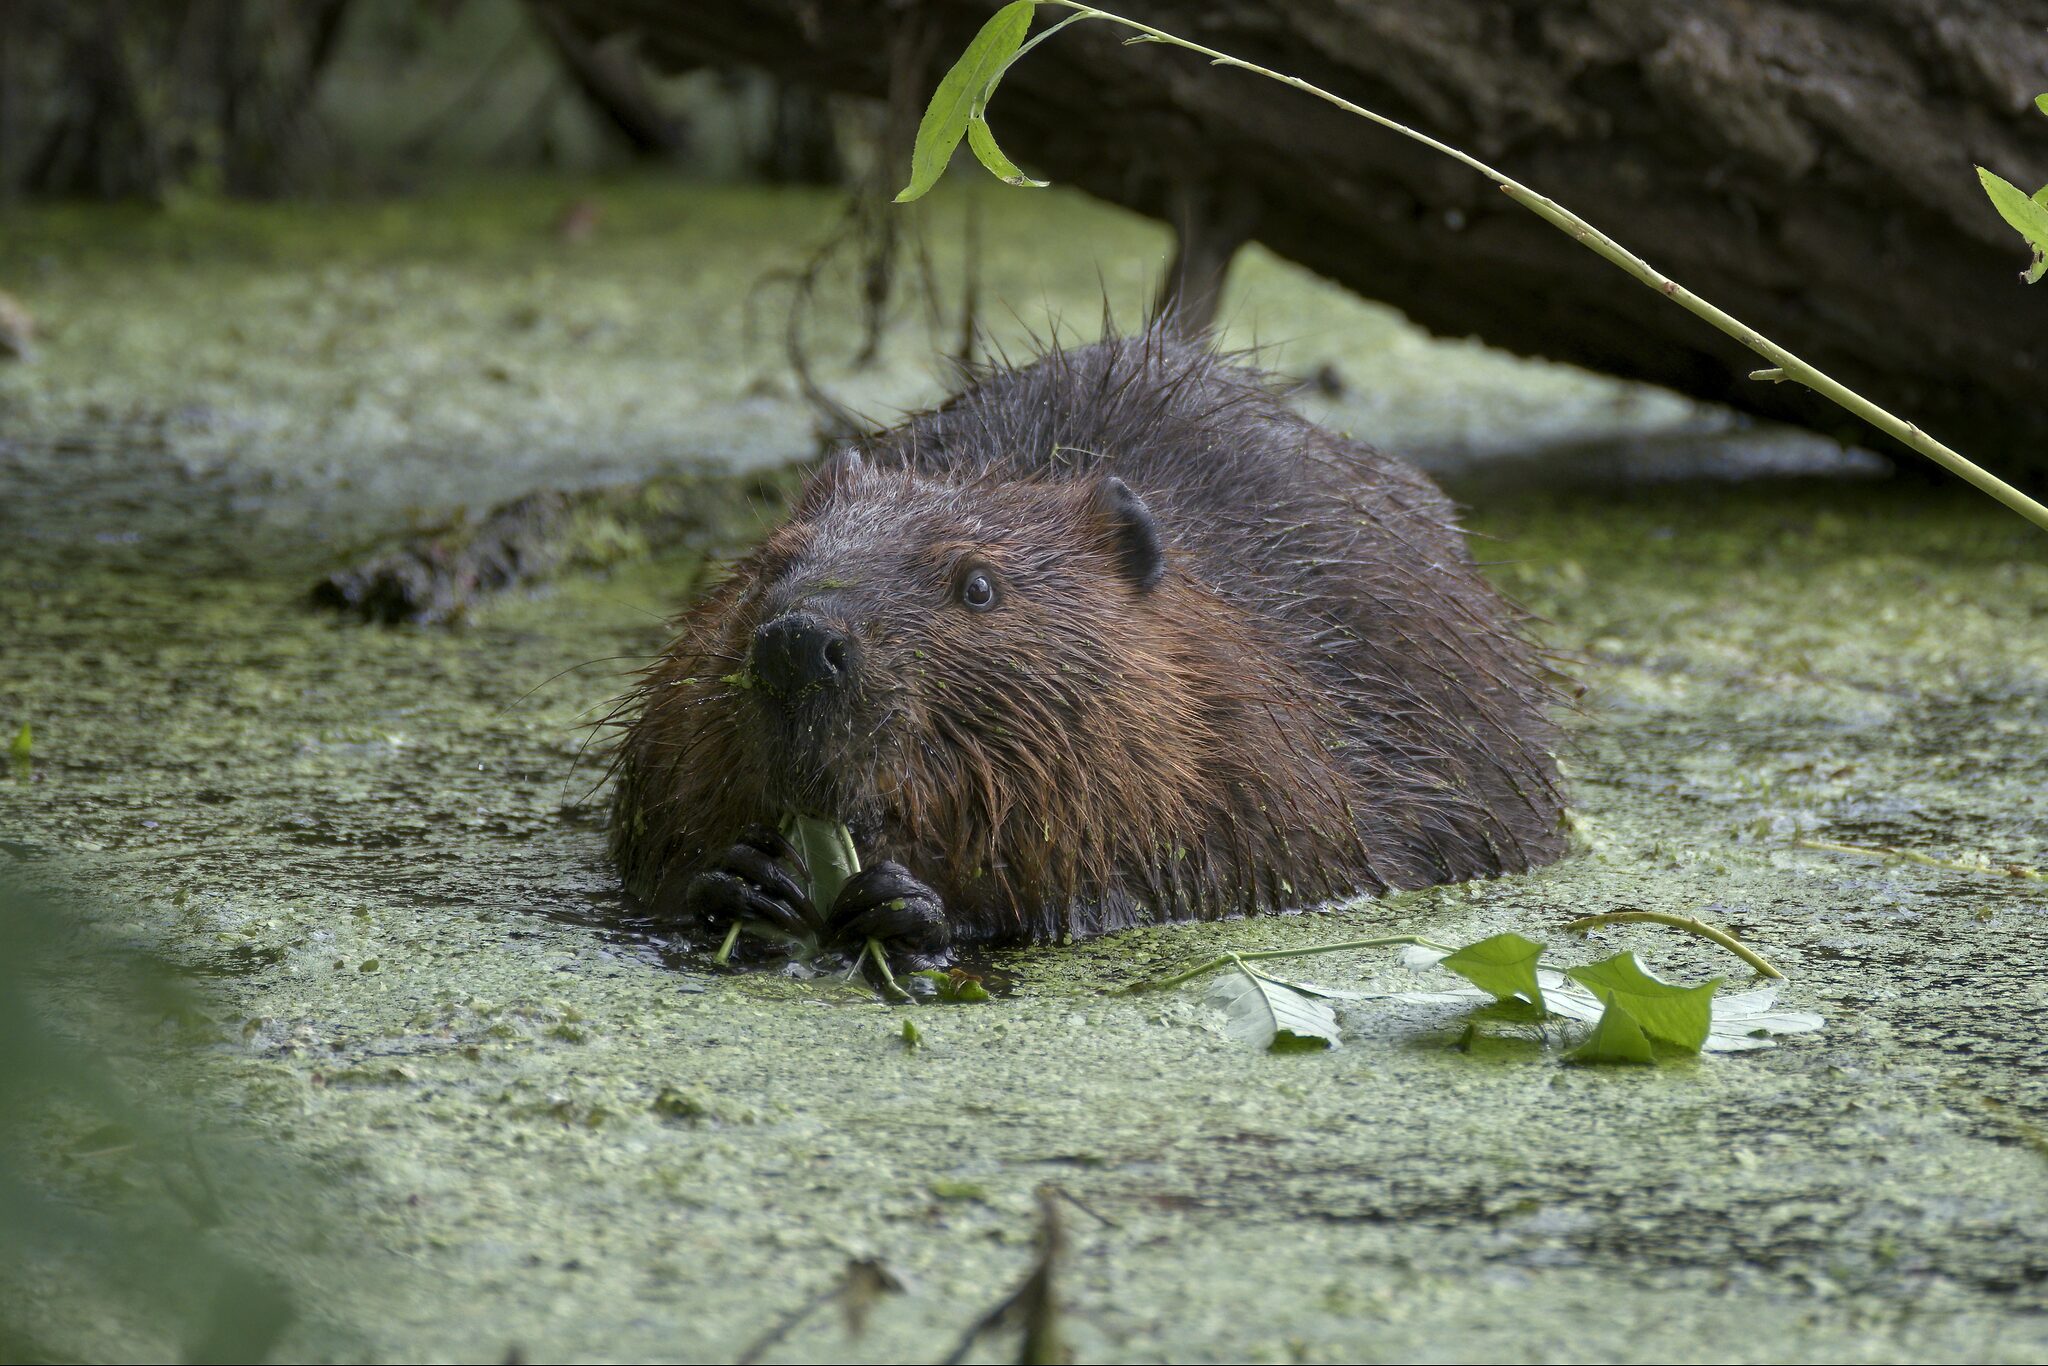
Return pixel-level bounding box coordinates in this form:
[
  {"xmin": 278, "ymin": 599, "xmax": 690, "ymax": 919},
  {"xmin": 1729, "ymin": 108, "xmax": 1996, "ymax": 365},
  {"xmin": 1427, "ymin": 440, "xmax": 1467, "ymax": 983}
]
[{"xmin": 0, "ymin": 880, "xmax": 297, "ymax": 1363}]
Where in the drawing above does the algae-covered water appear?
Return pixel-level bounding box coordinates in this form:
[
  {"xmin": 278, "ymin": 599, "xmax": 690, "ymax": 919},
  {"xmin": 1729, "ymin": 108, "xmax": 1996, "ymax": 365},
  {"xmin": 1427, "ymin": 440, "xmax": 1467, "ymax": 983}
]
[{"xmin": 3, "ymin": 177, "xmax": 2045, "ymax": 1363}]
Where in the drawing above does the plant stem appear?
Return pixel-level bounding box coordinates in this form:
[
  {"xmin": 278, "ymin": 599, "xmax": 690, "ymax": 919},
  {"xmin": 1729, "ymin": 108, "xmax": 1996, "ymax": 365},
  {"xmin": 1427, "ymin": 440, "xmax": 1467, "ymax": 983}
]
[
  {"xmin": 866, "ymin": 938, "xmax": 913, "ymax": 1002},
  {"xmin": 1563, "ymin": 910, "xmax": 1784, "ymax": 980},
  {"xmin": 712, "ymin": 920, "xmax": 743, "ymax": 966},
  {"xmin": 1124, "ymin": 934, "xmax": 1456, "ymax": 993},
  {"xmin": 1794, "ymin": 837, "xmax": 2044, "ymax": 881},
  {"xmin": 1034, "ymin": 3, "xmax": 2048, "ymax": 535}
]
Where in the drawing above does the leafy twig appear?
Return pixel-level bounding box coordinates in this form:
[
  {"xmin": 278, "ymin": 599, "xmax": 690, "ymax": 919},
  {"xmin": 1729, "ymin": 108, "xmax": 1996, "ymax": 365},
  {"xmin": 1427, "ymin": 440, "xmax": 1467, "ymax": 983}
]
[
  {"xmin": 1794, "ymin": 837, "xmax": 2044, "ymax": 881},
  {"xmin": 1563, "ymin": 910, "xmax": 1784, "ymax": 980},
  {"xmin": 1123, "ymin": 934, "xmax": 1455, "ymax": 993},
  {"xmin": 903, "ymin": 1, "xmax": 2048, "ymax": 535}
]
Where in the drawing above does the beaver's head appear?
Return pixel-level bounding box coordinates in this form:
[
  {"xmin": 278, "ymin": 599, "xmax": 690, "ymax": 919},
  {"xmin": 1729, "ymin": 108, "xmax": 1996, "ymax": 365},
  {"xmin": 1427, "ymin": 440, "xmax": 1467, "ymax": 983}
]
[
  {"xmin": 616, "ymin": 445, "xmax": 1370, "ymax": 931},
  {"xmin": 712, "ymin": 449, "xmax": 1169, "ymax": 843}
]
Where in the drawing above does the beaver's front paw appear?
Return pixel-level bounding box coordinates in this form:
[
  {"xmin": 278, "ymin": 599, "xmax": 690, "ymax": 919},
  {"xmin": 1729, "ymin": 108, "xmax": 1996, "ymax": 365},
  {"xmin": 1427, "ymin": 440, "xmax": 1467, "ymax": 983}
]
[
  {"xmin": 682, "ymin": 825, "xmax": 820, "ymax": 942},
  {"xmin": 824, "ymin": 862, "xmax": 951, "ymax": 969}
]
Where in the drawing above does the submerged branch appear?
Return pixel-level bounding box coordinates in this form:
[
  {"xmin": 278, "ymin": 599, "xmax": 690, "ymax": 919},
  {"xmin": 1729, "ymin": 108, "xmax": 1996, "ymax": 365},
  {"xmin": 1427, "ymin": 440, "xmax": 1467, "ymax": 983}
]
[{"xmin": 1794, "ymin": 838, "xmax": 2044, "ymax": 881}]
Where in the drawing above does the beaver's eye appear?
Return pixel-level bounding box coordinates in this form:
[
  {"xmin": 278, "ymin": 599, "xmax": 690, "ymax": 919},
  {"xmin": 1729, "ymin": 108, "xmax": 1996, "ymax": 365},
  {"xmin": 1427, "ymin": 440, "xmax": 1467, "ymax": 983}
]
[{"xmin": 959, "ymin": 570, "xmax": 998, "ymax": 613}]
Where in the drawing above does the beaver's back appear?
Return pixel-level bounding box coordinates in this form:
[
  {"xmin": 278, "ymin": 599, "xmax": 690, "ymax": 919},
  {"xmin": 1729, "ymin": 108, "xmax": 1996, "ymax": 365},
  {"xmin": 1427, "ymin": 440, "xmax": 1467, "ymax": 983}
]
[{"xmin": 861, "ymin": 332, "xmax": 1566, "ymax": 884}]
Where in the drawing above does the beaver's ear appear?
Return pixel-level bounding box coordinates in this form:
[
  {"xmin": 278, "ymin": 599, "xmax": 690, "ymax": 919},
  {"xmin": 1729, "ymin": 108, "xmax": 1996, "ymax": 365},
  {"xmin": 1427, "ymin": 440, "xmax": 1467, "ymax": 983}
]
[
  {"xmin": 1088, "ymin": 476, "xmax": 1165, "ymax": 592},
  {"xmin": 794, "ymin": 448, "xmax": 864, "ymax": 517}
]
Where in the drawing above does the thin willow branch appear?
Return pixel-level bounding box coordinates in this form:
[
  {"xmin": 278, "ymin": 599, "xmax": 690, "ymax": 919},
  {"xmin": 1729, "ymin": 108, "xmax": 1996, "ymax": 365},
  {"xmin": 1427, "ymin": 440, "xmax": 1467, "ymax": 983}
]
[
  {"xmin": 1795, "ymin": 837, "xmax": 2044, "ymax": 881},
  {"xmin": 1563, "ymin": 910, "xmax": 1784, "ymax": 980},
  {"xmin": 1035, "ymin": 3, "xmax": 2048, "ymax": 534}
]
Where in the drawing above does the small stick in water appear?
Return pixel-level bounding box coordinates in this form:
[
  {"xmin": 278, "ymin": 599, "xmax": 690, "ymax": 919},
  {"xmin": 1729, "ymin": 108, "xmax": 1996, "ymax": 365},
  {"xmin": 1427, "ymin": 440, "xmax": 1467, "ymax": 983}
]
[{"xmin": 1563, "ymin": 909, "xmax": 1784, "ymax": 980}]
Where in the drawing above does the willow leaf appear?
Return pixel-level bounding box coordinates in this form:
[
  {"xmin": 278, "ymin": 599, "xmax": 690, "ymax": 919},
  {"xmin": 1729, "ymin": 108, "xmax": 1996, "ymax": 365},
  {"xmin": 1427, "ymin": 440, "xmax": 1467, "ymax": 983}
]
[
  {"xmin": 966, "ymin": 115, "xmax": 1047, "ymax": 188},
  {"xmin": 785, "ymin": 815, "xmax": 860, "ymax": 912},
  {"xmin": 895, "ymin": 0, "xmax": 1036, "ymax": 203}
]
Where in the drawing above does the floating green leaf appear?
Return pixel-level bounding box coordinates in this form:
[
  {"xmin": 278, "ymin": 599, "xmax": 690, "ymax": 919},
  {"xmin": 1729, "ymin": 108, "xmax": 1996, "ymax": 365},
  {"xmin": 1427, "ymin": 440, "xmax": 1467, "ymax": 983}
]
[
  {"xmin": 1975, "ymin": 166, "xmax": 2048, "ymax": 284},
  {"xmin": 1566, "ymin": 1002, "xmax": 1657, "ymax": 1065},
  {"xmin": 895, "ymin": 0, "xmax": 1037, "ymax": 203},
  {"xmin": 1437, "ymin": 932, "xmax": 1546, "ymax": 1010},
  {"xmin": 1396, "ymin": 950, "xmax": 1817, "ymax": 1056},
  {"xmin": 1565, "ymin": 952, "xmax": 1717, "ymax": 1053},
  {"xmin": 899, "ymin": 1018, "xmax": 923, "ymax": 1050},
  {"xmin": 8, "ymin": 721, "xmax": 27, "ymax": 780},
  {"xmin": 2037, "ymin": 93, "xmax": 2048, "ymax": 116},
  {"xmin": 909, "ymin": 968, "xmax": 992, "ymax": 1003},
  {"xmin": 1205, "ymin": 963, "xmax": 1341, "ymax": 1052}
]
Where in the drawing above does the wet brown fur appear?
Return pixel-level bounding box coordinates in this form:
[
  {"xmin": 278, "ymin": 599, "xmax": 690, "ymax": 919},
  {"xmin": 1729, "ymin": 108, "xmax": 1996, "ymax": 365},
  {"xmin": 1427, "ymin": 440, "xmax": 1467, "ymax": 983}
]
[{"xmin": 610, "ymin": 330, "xmax": 1567, "ymax": 945}]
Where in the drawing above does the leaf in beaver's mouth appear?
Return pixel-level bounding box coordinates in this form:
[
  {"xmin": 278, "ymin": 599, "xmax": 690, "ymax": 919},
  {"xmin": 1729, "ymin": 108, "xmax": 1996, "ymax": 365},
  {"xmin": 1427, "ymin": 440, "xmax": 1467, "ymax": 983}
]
[
  {"xmin": 783, "ymin": 813, "xmax": 860, "ymax": 913},
  {"xmin": 712, "ymin": 816, "xmax": 860, "ymax": 966}
]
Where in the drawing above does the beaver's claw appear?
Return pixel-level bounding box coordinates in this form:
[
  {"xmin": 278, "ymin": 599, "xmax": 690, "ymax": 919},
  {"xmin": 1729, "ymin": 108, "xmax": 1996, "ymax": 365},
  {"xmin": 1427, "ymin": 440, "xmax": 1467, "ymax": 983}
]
[
  {"xmin": 825, "ymin": 862, "xmax": 951, "ymax": 969},
  {"xmin": 683, "ymin": 825, "xmax": 819, "ymax": 942}
]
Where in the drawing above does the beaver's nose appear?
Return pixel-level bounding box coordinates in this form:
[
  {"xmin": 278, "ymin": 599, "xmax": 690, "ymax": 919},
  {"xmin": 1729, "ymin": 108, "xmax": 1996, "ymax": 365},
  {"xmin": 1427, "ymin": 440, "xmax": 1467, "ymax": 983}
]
[{"xmin": 752, "ymin": 612, "xmax": 851, "ymax": 697}]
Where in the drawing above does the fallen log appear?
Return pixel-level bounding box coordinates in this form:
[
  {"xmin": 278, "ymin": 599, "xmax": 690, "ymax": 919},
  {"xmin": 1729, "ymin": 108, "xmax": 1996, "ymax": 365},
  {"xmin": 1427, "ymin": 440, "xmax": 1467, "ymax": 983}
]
[{"xmin": 581, "ymin": 0, "xmax": 2048, "ymax": 481}]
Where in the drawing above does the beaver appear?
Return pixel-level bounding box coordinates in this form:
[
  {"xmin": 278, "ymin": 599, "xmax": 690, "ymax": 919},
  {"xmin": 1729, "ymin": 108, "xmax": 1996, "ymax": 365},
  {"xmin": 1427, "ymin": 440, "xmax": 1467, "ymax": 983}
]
[{"xmin": 609, "ymin": 330, "xmax": 1566, "ymax": 965}]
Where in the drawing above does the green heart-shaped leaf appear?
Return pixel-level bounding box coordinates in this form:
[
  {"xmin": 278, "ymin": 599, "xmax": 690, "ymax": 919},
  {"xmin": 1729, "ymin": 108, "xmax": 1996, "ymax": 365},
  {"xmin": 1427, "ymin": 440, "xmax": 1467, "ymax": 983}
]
[
  {"xmin": 1566, "ymin": 951, "xmax": 1717, "ymax": 1053},
  {"xmin": 1438, "ymin": 932, "xmax": 1547, "ymax": 1010},
  {"xmin": 1565, "ymin": 1001, "xmax": 1657, "ymax": 1065}
]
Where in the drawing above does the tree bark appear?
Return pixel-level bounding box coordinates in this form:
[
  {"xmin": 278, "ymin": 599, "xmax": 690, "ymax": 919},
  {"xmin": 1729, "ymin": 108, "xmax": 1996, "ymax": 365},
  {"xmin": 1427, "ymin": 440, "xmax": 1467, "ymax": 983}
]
[{"xmin": 577, "ymin": 0, "xmax": 2048, "ymax": 482}]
